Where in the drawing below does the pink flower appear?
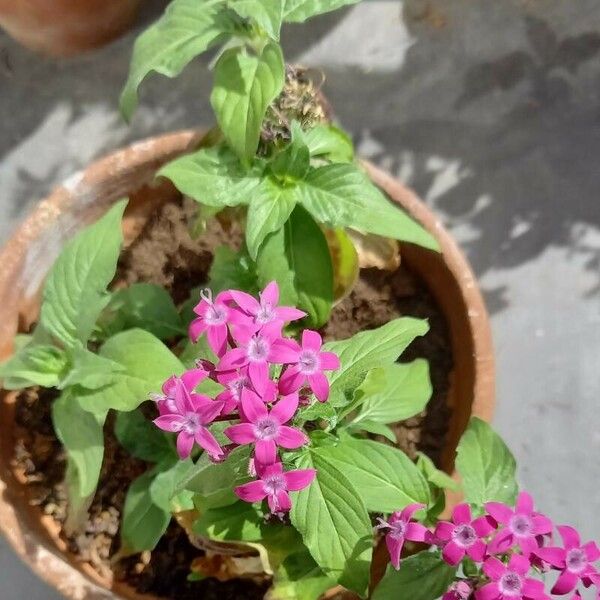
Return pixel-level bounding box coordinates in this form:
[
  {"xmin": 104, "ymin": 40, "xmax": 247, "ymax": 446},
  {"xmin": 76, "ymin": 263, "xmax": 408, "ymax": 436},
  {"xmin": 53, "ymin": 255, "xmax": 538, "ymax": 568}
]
[
  {"xmin": 224, "ymin": 389, "xmax": 307, "ymax": 465},
  {"xmin": 534, "ymin": 525, "xmax": 600, "ymax": 596},
  {"xmin": 215, "ymin": 369, "xmax": 277, "ymax": 415},
  {"xmin": 278, "ymin": 330, "xmax": 340, "ymax": 402},
  {"xmin": 376, "ymin": 503, "xmax": 428, "ymax": 569},
  {"xmin": 486, "ymin": 492, "xmax": 553, "ymax": 556},
  {"xmin": 217, "ymin": 322, "xmax": 297, "ymax": 393},
  {"xmin": 229, "ymin": 281, "xmax": 306, "ymax": 330},
  {"xmin": 477, "ymin": 555, "xmax": 549, "ymax": 600},
  {"xmin": 189, "ymin": 289, "xmax": 232, "ymax": 357},
  {"xmin": 434, "ymin": 503, "xmax": 496, "ymax": 565},
  {"xmin": 153, "ymin": 368, "xmax": 209, "ymax": 415},
  {"xmin": 443, "ymin": 581, "xmax": 473, "ymax": 600},
  {"xmin": 153, "ymin": 378, "xmax": 224, "ymax": 460},
  {"xmin": 235, "ymin": 461, "xmax": 316, "ymax": 513}
]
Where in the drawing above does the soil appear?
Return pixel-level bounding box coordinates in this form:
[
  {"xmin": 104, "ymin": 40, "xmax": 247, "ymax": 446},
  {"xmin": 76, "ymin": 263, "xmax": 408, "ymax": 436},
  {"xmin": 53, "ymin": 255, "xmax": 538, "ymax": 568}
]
[{"xmin": 9, "ymin": 193, "xmax": 452, "ymax": 600}]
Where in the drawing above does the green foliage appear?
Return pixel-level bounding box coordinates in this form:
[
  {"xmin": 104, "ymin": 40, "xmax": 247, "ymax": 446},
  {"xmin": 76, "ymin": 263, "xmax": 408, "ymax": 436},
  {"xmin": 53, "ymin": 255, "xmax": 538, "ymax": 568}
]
[
  {"xmin": 194, "ymin": 501, "xmax": 264, "ymax": 541},
  {"xmin": 312, "ymin": 438, "xmax": 431, "ymax": 513},
  {"xmin": 209, "ymin": 245, "xmax": 259, "ymax": 294},
  {"xmin": 77, "ymin": 329, "xmax": 184, "ymax": 413},
  {"xmin": 303, "ymin": 124, "xmax": 354, "ymax": 163},
  {"xmin": 456, "ymin": 417, "xmax": 518, "ymax": 505},
  {"xmin": 115, "ymin": 409, "xmax": 176, "ymax": 463},
  {"xmin": 40, "ymin": 201, "xmax": 127, "ymax": 347},
  {"xmin": 282, "ymin": 0, "xmax": 362, "ymax": 22},
  {"xmin": 347, "ymin": 420, "xmax": 396, "ymax": 442},
  {"xmin": 416, "ymin": 452, "xmax": 460, "ymax": 493},
  {"xmin": 0, "ymin": 343, "xmax": 68, "ymax": 390},
  {"xmin": 290, "ymin": 452, "xmax": 372, "ymax": 596},
  {"xmin": 59, "ymin": 343, "xmax": 125, "ymax": 390},
  {"xmin": 270, "ymin": 122, "xmax": 311, "ymax": 182},
  {"xmin": 372, "ymin": 551, "xmax": 457, "ymax": 600},
  {"xmin": 229, "ymin": 0, "xmax": 283, "ymax": 40},
  {"xmin": 211, "ymin": 42, "xmax": 285, "ymax": 163}
]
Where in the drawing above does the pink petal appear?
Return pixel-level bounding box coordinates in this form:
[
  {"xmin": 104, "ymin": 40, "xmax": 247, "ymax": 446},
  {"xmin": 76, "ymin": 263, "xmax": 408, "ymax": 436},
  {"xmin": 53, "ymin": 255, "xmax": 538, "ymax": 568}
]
[
  {"xmin": 154, "ymin": 415, "xmax": 184, "ymax": 432},
  {"xmin": 195, "ymin": 399, "xmax": 225, "ymax": 424},
  {"xmin": 386, "ymin": 534, "xmax": 404, "ymax": 570},
  {"xmin": 261, "ymin": 281, "xmax": 279, "ymax": 306},
  {"xmin": 485, "ymin": 502, "xmax": 513, "ymax": 525},
  {"xmin": 216, "ymin": 390, "xmax": 236, "ymax": 415},
  {"xmin": 262, "ymin": 379, "xmax": 278, "ymax": 403},
  {"xmin": 508, "ymin": 553, "xmax": 531, "ymax": 576},
  {"xmin": 174, "ymin": 378, "xmax": 194, "ymax": 413},
  {"xmin": 516, "ymin": 491, "xmax": 534, "ymax": 515},
  {"xmin": 224, "ymin": 423, "xmax": 256, "ymax": 445},
  {"xmin": 248, "ymin": 361, "xmax": 269, "ymax": 392},
  {"xmin": 302, "ymin": 329, "xmax": 322, "ymax": 351},
  {"xmin": 275, "ymin": 307, "xmax": 306, "ymax": 322},
  {"xmin": 475, "ymin": 582, "xmax": 501, "ymax": 600},
  {"xmin": 400, "ymin": 503, "xmax": 425, "ymax": 522},
  {"xmin": 279, "ymin": 366, "xmax": 305, "ymax": 394},
  {"xmin": 518, "ymin": 535, "xmax": 539, "ymax": 556},
  {"xmin": 195, "ymin": 427, "xmax": 223, "ymax": 459},
  {"xmin": 276, "ymin": 425, "xmax": 308, "ymax": 449},
  {"xmin": 483, "ymin": 557, "xmax": 507, "ymax": 580},
  {"xmin": 230, "ymin": 290, "xmax": 261, "ymax": 315},
  {"xmin": 162, "ymin": 375, "xmax": 177, "ymax": 396},
  {"xmin": 270, "ymin": 393, "xmax": 299, "ymax": 425},
  {"xmin": 522, "ymin": 578, "xmax": 546, "ymax": 599},
  {"xmin": 452, "ymin": 503, "xmax": 472, "ymax": 525},
  {"xmin": 176, "ymin": 431, "xmax": 195, "ymax": 459},
  {"xmin": 189, "ymin": 318, "xmax": 207, "ymax": 342},
  {"xmin": 442, "ymin": 541, "xmax": 465, "ymax": 566},
  {"xmin": 241, "ymin": 388, "xmax": 268, "ymax": 423},
  {"xmin": 270, "ymin": 338, "xmax": 302, "ymax": 364},
  {"xmin": 473, "ymin": 515, "xmax": 496, "ymax": 537},
  {"xmin": 257, "ymin": 461, "xmax": 284, "ymax": 479},
  {"xmin": 467, "ymin": 539, "xmax": 487, "ymax": 562},
  {"xmin": 260, "ymin": 321, "xmax": 284, "ymax": 342},
  {"xmin": 532, "ymin": 515, "xmax": 553, "ymax": 535},
  {"xmin": 207, "ymin": 323, "xmax": 228, "ymax": 357},
  {"xmin": 488, "ymin": 529, "xmax": 514, "ymax": 554},
  {"xmin": 558, "ymin": 526, "xmax": 581, "ymax": 550},
  {"xmin": 268, "ymin": 489, "xmax": 291, "ymax": 513},
  {"xmin": 319, "ymin": 351, "xmax": 341, "ymax": 371},
  {"xmin": 255, "ymin": 439, "xmax": 277, "ymax": 465},
  {"xmin": 584, "ymin": 541, "xmax": 600, "ymax": 563},
  {"xmin": 218, "ymin": 347, "xmax": 248, "ymax": 371},
  {"xmin": 535, "ymin": 547, "xmax": 566, "ymax": 568},
  {"xmin": 181, "ymin": 368, "xmax": 208, "ymax": 392},
  {"xmin": 405, "ymin": 522, "xmax": 428, "ymax": 543},
  {"xmin": 308, "ymin": 372, "xmax": 330, "ymax": 402},
  {"xmin": 235, "ymin": 480, "xmax": 267, "ymax": 503},
  {"xmin": 553, "ymin": 571, "xmax": 579, "ymax": 595},
  {"xmin": 434, "ymin": 521, "xmax": 454, "ymax": 541},
  {"xmin": 284, "ymin": 468, "xmax": 316, "ymax": 491}
]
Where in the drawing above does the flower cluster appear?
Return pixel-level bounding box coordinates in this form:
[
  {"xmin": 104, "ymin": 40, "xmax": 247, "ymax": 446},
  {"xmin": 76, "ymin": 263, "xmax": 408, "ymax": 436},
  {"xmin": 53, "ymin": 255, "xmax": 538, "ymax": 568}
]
[
  {"xmin": 378, "ymin": 492, "xmax": 600, "ymax": 600},
  {"xmin": 152, "ymin": 282, "xmax": 341, "ymax": 513}
]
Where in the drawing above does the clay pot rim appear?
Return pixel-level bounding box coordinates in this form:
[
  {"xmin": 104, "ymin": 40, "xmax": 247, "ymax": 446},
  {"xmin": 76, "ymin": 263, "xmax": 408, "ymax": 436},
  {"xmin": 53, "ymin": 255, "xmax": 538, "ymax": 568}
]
[{"xmin": 0, "ymin": 130, "xmax": 494, "ymax": 600}]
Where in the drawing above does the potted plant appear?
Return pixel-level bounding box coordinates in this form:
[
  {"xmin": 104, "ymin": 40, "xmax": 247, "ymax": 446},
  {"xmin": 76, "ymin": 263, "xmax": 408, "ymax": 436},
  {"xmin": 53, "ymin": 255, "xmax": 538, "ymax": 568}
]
[{"xmin": 6, "ymin": 2, "xmax": 593, "ymax": 600}]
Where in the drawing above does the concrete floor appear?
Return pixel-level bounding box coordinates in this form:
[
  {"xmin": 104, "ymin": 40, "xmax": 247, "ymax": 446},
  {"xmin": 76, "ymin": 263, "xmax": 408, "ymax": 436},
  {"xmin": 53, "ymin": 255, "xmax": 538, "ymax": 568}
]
[{"xmin": 1, "ymin": 0, "xmax": 599, "ymax": 597}]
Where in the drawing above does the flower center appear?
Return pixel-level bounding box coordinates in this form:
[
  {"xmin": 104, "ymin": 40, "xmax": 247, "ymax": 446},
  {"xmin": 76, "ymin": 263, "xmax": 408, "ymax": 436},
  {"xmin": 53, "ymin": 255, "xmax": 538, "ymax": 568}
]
[
  {"xmin": 499, "ymin": 572, "xmax": 523, "ymax": 596},
  {"xmin": 182, "ymin": 412, "xmax": 201, "ymax": 434},
  {"xmin": 256, "ymin": 302, "xmax": 276, "ymax": 325},
  {"xmin": 263, "ymin": 474, "xmax": 286, "ymax": 495},
  {"xmin": 566, "ymin": 548, "xmax": 587, "ymax": 573},
  {"xmin": 229, "ymin": 376, "xmax": 249, "ymax": 401},
  {"xmin": 298, "ymin": 350, "xmax": 320, "ymax": 375},
  {"xmin": 452, "ymin": 524, "xmax": 477, "ymax": 548},
  {"xmin": 205, "ymin": 304, "xmax": 227, "ymax": 325},
  {"xmin": 254, "ymin": 417, "xmax": 279, "ymax": 440},
  {"xmin": 388, "ymin": 520, "xmax": 407, "ymax": 540},
  {"xmin": 509, "ymin": 514, "xmax": 533, "ymax": 537},
  {"xmin": 247, "ymin": 336, "xmax": 270, "ymax": 362}
]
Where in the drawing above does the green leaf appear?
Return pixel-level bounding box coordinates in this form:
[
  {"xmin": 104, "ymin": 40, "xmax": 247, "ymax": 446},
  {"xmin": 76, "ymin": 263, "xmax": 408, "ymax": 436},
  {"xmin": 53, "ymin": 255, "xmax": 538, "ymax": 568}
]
[
  {"xmin": 348, "ymin": 420, "xmax": 396, "ymax": 442},
  {"xmin": 353, "ymin": 360, "xmax": 432, "ymax": 425},
  {"xmin": 456, "ymin": 417, "xmax": 518, "ymax": 505},
  {"xmin": 416, "ymin": 452, "xmax": 460, "ymax": 493},
  {"xmin": 282, "ymin": 0, "xmax": 361, "ymax": 23},
  {"xmin": 372, "ymin": 551, "xmax": 457, "ymax": 600},
  {"xmin": 0, "ymin": 344, "xmax": 68, "ymax": 390},
  {"xmin": 52, "ymin": 391, "xmax": 107, "ymax": 533},
  {"xmin": 229, "ymin": 0, "xmax": 283, "ymax": 40},
  {"xmin": 40, "ymin": 201, "xmax": 127, "ymax": 347},
  {"xmin": 270, "ymin": 122, "xmax": 311, "ymax": 182},
  {"xmin": 107, "ymin": 283, "xmax": 184, "ymax": 340},
  {"xmin": 209, "ymin": 245, "xmax": 259, "ymax": 294},
  {"xmin": 256, "ymin": 205, "xmax": 334, "ymax": 327},
  {"xmin": 245, "ymin": 178, "xmax": 297, "ymax": 259},
  {"xmin": 297, "ymin": 400, "xmax": 337, "ymax": 428},
  {"xmin": 115, "ymin": 409, "xmax": 175, "ymax": 463},
  {"xmin": 324, "ymin": 318, "xmax": 429, "ymax": 396},
  {"xmin": 77, "ymin": 329, "xmax": 184, "ymax": 413},
  {"xmin": 296, "ymin": 164, "xmax": 439, "ymax": 251},
  {"xmin": 313, "ymin": 438, "xmax": 430, "ymax": 513},
  {"xmin": 120, "ymin": 0, "xmax": 239, "ymax": 119},
  {"xmin": 60, "ymin": 344, "xmax": 125, "ymax": 390},
  {"xmin": 159, "ymin": 145, "xmax": 264, "ymax": 208},
  {"xmin": 150, "ymin": 459, "xmax": 196, "ymax": 511},
  {"xmin": 121, "ymin": 468, "xmax": 171, "ymax": 553},
  {"xmin": 303, "ymin": 124, "xmax": 354, "ymax": 163},
  {"xmin": 194, "ymin": 500, "xmax": 264, "ymax": 541},
  {"xmin": 211, "ymin": 42, "xmax": 285, "ymax": 163},
  {"xmin": 290, "ymin": 452, "xmax": 372, "ymax": 596}
]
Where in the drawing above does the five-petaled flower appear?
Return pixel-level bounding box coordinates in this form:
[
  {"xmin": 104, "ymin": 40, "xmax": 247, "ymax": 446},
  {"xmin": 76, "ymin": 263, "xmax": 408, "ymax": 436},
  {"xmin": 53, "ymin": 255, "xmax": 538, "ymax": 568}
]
[
  {"xmin": 376, "ymin": 503, "xmax": 428, "ymax": 569},
  {"xmin": 279, "ymin": 330, "xmax": 341, "ymax": 402},
  {"xmin": 153, "ymin": 378, "xmax": 224, "ymax": 460},
  {"xmin": 235, "ymin": 461, "xmax": 316, "ymax": 513},
  {"xmin": 152, "ymin": 367, "xmax": 208, "ymax": 416},
  {"xmin": 435, "ymin": 503, "xmax": 496, "ymax": 565},
  {"xmin": 224, "ymin": 389, "xmax": 308, "ymax": 465},
  {"xmin": 189, "ymin": 289, "xmax": 232, "ymax": 357},
  {"xmin": 486, "ymin": 492, "xmax": 553, "ymax": 556},
  {"xmin": 534, "ymin": 525, "xmax": 600, "ymax": 596},
  {"xmin": 476, "ymin": 555, "xmax": 549, "ymax": 600}
]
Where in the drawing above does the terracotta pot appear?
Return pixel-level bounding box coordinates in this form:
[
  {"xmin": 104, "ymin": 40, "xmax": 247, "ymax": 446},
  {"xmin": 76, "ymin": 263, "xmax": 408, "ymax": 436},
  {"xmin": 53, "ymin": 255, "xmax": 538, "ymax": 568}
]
[
  {"xmin": 0, "ymin": 131, "xmax": 495, "ymax": 599},
  {"xmin": 0, "ymin": 0, "xmax": 141, "ymax": 57}
]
